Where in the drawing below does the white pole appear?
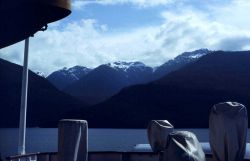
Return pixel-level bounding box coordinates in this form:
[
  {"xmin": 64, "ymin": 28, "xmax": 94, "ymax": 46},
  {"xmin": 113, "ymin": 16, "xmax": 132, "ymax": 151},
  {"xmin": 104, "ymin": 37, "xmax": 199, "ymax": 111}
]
[{"xmin": 18, "ymin": 38, "xmax": 29, "ymax": 155}]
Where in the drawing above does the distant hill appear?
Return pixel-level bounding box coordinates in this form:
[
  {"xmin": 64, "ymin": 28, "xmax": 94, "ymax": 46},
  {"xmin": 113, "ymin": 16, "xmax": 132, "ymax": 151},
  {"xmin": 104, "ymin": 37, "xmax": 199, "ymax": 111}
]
[
  {"xmin": 0, "ymin": 58, "xmax": 86, "ymax": 127},
  {"xmin": 63, "ymin": 62, "xmax": 153, "ymax": 104},
  {"xmin": 48, "ymin": 49, "xmax": 210, "ymax": 105},
  {"xmin": 47, "ymin": 66, "xmax": 92, "ymax": 90},
  {"xmin": 71, "ymin": 51, "xmax": 250, "ymax": 128}
]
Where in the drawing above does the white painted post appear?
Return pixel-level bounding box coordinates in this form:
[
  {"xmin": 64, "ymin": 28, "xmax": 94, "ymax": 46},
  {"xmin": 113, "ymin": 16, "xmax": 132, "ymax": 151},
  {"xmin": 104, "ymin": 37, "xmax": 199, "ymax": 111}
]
[{"xmin": 18, "ymin": 38, "xmax": 29, "ymax": 155}]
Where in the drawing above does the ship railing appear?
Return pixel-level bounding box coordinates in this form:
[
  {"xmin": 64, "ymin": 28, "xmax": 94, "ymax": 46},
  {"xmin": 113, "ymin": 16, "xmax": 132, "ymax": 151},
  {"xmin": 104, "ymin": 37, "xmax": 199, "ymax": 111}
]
[
  {"xmin": 6, "ymin": 152, "xmax": 57, "ymax": 161},
  {"xmin": 6, "ymin": 151, "xmax": 216, "ymax": 161}
]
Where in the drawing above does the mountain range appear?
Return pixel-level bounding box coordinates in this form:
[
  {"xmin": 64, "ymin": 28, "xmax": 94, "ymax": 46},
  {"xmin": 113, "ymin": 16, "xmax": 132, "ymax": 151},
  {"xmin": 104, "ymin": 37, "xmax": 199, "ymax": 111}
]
[
  {"xmin": 47, "ymin": 66, "xmax": 92, "ymax": 90},
  {"xmin": 70, "ymin": 51, "xmax": 250, "ymax": 128},
  {"xmin": 2, "ymin": 49, "xmax": 250, "ymax": 128},
  {"xmin": 47, "ymin": 49, "xmax": 211, "ymax": 104}
]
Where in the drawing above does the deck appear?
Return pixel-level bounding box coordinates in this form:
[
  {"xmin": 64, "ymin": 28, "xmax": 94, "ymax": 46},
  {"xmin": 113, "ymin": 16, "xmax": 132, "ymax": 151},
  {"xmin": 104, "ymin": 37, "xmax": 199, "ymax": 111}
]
[{"xmin": 6, "ymin": 143, "xmax": 250, "ymax": 161}]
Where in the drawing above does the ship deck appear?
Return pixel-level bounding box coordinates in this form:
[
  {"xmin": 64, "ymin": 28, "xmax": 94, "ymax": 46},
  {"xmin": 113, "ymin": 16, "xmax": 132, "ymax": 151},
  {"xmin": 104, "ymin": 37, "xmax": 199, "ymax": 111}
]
[{"xmin": 6, "ymin": 143, "xmax": 250, "ymax": 161}]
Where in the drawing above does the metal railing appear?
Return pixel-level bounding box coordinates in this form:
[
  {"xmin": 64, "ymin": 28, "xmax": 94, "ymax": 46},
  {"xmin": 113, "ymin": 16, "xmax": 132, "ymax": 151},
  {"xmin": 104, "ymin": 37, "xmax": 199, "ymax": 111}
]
[
  {"xmin": 5, "ymin": 152, "xmax": 249, "ymax": 161},
  {"xmin": 7, "ymin": 151, "xmax": 162, "ymax": 161},
  {"xmin": 6, "ymin": 152, "xmax": 57, "ymax": 161}
]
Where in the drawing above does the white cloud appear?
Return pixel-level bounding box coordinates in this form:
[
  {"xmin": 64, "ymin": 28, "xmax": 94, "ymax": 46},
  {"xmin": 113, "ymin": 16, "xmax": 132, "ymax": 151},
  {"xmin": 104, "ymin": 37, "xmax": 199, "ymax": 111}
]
[
  {"xmin": 1, "ymin": 0, "xmax": 250, "ymax": 75},
  {"xmin": 0, "ymin": 19, "xmax": 164, "ymax": 75},
  {"xmin": 158, "ymin": 1, "xmax": 250, "ymax": 52}
]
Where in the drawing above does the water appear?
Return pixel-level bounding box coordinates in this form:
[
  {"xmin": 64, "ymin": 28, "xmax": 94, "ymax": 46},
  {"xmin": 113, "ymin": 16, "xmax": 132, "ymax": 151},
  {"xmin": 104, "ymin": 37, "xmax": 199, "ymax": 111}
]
[
  {"xmin": 0, "ymin": 128, "xmax": 148, "ymax": 160},
  {"xmin": 1, "ymin": 128, "xmax": 250, "ymax": 160}
]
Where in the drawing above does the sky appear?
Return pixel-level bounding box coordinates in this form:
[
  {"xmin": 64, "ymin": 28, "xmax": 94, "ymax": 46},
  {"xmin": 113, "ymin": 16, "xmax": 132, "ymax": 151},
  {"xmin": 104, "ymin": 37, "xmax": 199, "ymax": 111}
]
[{"xmin": 1, "ymin": 0, "xmax": 250, "ymax": 75}]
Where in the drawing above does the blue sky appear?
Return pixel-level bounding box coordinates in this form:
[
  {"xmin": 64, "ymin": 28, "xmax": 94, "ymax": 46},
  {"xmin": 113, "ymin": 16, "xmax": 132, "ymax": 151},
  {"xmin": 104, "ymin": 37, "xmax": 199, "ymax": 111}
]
[
  {"xmin": 71, "ymin": 3, "xmax": 165, "ymax": 30},
  {"xmin": 1, "ymin": 0, "xmax": 250, "ymax": 75}
]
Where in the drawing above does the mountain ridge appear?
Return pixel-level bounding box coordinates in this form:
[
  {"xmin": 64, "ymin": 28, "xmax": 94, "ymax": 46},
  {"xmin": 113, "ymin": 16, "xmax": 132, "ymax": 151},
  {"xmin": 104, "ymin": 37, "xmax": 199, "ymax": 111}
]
[
  {"xmin": 47, "ymin": 66, "xmax": 92, "ymax": 90},
  {"xmin": 69, "ymin": 50, "xmax": 250, "ymax": 128},
  {"xmin": 48, "ymin": 49, "xmax": 211, "ymax": 104},
  {"xmin": 63, "ymin": 62, "xmax": 154, "ymax": 104}
]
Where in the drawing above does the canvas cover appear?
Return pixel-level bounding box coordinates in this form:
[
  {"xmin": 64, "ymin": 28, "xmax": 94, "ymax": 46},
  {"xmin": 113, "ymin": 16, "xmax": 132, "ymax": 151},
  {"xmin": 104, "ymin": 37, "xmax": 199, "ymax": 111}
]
[
  {"xmin": 209, "ymin": 102, "xmax": 248, "ymax": 161},
  {"xmin": 58, "ymin": 119, "xmax": 88, "ymax": 161},
  {"xmin": 163, "ymin": 131, "xmax": 205, "ymax": 161},
  {"xmin": 147, "ymin": 120, "xmax": 174, "ymax": 152}
]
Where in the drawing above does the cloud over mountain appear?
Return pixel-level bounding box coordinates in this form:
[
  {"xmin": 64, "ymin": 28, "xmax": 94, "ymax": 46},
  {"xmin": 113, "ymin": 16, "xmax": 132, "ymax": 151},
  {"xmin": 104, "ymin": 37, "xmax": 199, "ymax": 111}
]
[{"xmin": 1, "ymin": 0, "xmax": 250, "ymax": 75}]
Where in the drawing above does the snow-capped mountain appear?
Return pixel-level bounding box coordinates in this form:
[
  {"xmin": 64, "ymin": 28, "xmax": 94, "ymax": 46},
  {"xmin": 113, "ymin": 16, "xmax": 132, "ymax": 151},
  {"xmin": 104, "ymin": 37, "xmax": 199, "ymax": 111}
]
[
  {"xmin": 47, "ymin": 49, "xmax": 210, "ymax": 104},
  {"xmin": 81, "ymin": 50, "xmax": 250, "ymax": 128},
  {"xmin": 64, "ymin": 66, "xmax": 92, "ymax": 81},
  {"xmin": 175, "ymin": 48, "xmax": 211, "ymax": 61},
  {"xmin": 107, "ymin": 61, "xmax": 150, "ymax": 72},
  {"xmin": 47, "ymin": 66, "xmax": 92, "ymax": 90},
  {"xmin": 154, "ymin": 49, "xmax": 211, "ymax": 80},
  {"xmin": 36, "ymin": 71, "xmax": 46, "ymax": 78},
  {"xmin": 63, "ymin": 61, "xmax": 154, "ymax": 104},
  {"xmin": 105, "ymin": 61, "xmax": 154, "ymax": 82}
]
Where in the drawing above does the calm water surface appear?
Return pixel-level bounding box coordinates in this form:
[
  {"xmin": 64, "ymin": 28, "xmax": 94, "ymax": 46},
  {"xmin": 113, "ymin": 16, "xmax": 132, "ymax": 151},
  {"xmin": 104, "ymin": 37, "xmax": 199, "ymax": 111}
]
[{"xmin": 1, "ymin": 128, "xmax": 250, "ymax": 160}]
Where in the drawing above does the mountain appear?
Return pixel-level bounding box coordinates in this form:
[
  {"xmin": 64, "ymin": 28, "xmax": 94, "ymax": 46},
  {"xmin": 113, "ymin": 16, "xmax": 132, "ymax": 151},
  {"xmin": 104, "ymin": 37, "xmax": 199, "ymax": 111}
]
[
  {"xmin": 71, "ymin": 51, "xmax": 250, "ymax": 128},
  {"xmin": 64, "ymin": 61, "xmax": 154, "ymax": 104},
  {"xmin": 36, "ymin": 71, "xmax": 46, "ymax": 78},
  {"xmin": 0, "ymin": 58, "xmax": 86, "ymax": 127},
  {"xmin": 49, "ymin": 49, "xmax": 210, "ymax": 105},
  {"xmin": 154, "ymin": 48, "xmax": 211, "ymax": 80},
  {"xmin": 108, "ymin": 61, "xmax": 154, "ymax": 84},
  {"xmin": 47, "ymin": 66, "xmax": 92, "ymax": 90}
]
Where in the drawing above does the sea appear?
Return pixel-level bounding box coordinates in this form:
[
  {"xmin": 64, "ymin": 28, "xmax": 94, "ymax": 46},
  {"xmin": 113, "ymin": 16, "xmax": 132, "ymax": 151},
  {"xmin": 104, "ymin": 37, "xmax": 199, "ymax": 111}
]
[{"xmin": 1, "ymin": 128, "xmax": 250, "ymax": 160}]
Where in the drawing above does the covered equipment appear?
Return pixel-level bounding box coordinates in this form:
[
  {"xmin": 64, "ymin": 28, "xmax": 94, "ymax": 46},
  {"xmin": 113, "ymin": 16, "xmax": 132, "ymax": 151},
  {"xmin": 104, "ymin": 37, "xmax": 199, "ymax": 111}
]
[
  {"xmin": 147, "ymin": 120, "xmax": 174, "ymax": 152},
  {"xmin": 209, "ymin": 102, "xmax": 248, "ymax": 161},
  {"xmin": 58, "ymin": 119, "xmax": 88, "ymax": 161},
  {"xmin": 163, "ymin": 131, "xmax": 205, "ymax": 161}
]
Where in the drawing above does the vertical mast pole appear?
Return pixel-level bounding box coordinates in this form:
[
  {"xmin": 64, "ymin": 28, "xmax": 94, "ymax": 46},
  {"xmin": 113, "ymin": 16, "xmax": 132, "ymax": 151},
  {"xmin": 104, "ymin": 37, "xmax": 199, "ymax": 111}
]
[{"xmin": 18, "ymin": 38, "xmax": 29, "ymax": 155}]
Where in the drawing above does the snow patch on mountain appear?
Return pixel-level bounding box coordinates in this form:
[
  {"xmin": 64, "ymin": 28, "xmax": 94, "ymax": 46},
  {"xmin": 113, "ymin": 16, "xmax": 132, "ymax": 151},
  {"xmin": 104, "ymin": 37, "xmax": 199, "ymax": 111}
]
[
  {"xmin": 181, "ymin": 49, "xmax": 211, "ymax": 59},
  {"xmin": 107, "ymin": 61, "xmax": 148, "ymax": 72},
  {"xmin": 55, "ymin": 66, "xmax": 92, "ymax": 81},
  {"xmin": 36, "ymin": 72, "xmax": 46, "ymax": 77}
]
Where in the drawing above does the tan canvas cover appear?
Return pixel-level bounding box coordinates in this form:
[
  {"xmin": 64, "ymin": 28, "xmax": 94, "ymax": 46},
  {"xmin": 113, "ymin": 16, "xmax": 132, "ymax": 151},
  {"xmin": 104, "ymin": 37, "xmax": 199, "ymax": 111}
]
[
  {"xmin": 58, "ymin": 119, "xmax": 88, "ymax": 161},
  {"xmin": 147, "ymin": 120, "xmax": 174, "ymax": 152},
  {"xmin": 163, "ymin": 131, "xmax": 205, "ymax": 161},
  {"xmin": 209, "ymin": 102, "xmax": 248, "ymax": 161}
]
